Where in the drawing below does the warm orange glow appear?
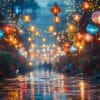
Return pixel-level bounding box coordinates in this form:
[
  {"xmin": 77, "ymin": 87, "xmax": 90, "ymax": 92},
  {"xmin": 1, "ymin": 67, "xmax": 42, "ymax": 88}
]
[
  {"xmin": 53, "ymin": 16, "xmax": 60, "ymax": 23},
  {"xmin": 76, "ymin": 32, "xmax": 84, "ymax": 40},
  {"xmin": 51, "ymin": 4, "xmax": 61, "ymax": 16},
  {"xmin": 27, "ymin": 37, "xmax": 32, "ymax": 42},
  {"xmin": 67, "ymin": 24, "xmax": 76, "ymax": 32},
  {"xmin": 84, "ymin": 34, "xmax": 93, "ymax": 42},
  {"xmin": 2, "ymin": 24, "xmax": 16, "ymax": 35},
  {"xmin": 82, "ymin": 1, "xmax": 91, "ymax": 10},
  {"xmin": 29, "ymin": 26, "xmax": 36, "ymax": 33},
  {"xmin": 42, "ymin": 38, "xmax": 46, "ymax": 42},
  {"xmin": 35, "ymin": 31, "xmax": 40, "ymax": 36},
  {"xmin": 72, "ymin": 14, "xmax": 81, "ymax": 22},
  {"xmin": 23, "ymin": 15, "xmax": 31, "ymax": 22},
  {"xmin": 48, "ymin": 26, "xmax": 55, "ymax": 33}
]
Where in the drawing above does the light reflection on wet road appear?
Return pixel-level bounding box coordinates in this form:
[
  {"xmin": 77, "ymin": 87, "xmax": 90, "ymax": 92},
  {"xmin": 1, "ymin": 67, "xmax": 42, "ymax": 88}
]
[{"xmin": 0, "ymin": 69, "xmax": 100, "ymax": 100}]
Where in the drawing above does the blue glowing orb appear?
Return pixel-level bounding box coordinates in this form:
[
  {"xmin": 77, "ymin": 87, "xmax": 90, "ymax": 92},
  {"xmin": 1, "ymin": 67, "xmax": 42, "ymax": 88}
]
[
  {"xmin": 86, "ymin": 24, "xmax": 99, "ymax": 35},
  {"xmin": 70, "ymin": 45, "xmax": 77, "ymax": 52},
  {"xmin": 13, "ymin": 6, "xmax": 23, "ymax": 15},
  {"xmin": 0, "ymin": 29, "xmax": 4, "ymax": 39}
]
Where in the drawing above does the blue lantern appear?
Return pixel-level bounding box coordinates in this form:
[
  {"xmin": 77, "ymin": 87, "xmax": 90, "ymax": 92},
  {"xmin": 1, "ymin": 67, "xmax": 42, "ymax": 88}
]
[
  {"xmin": 13, "ymin": 6, "xmax": 23, "ymax": 15},
  {"xmin": 70, "ymin": 45, "xmax": 77, "ymax": 52},
  {"xmin": 0, "ymin": 29, "xmax": 4, "ymax": 39},
  {"xmin": 86, "ymin": 24, "xmax": 99, "ymax": 35}
]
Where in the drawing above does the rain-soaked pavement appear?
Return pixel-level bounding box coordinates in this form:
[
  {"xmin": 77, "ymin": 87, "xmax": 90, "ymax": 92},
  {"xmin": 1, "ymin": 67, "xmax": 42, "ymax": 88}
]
[{"xmin": 0, "ymin": 68, "xmax": 100, "ymax": 100}]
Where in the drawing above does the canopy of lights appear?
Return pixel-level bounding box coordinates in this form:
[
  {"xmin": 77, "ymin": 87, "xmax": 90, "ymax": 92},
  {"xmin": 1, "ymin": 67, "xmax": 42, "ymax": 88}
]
[{"xmin": 0, "ymin": 0, "xmax": 100, "ymax": 66}]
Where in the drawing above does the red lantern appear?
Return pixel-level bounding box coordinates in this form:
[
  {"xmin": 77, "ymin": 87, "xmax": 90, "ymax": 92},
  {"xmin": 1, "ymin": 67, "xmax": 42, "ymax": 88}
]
[
  {"xmin": 76, "ymin": 32, "xmax": 84, "ymax": 40},
  {"xmin": 1, "ymin": 24, "xmax": 16, "ymax": 35},
  {"xmin": 51, "ymin": 3, "xmax": 61, "ymax": 16},
  {"xmin": 82, "ymin": 1, "xmax": 91, "ymax": 11}
]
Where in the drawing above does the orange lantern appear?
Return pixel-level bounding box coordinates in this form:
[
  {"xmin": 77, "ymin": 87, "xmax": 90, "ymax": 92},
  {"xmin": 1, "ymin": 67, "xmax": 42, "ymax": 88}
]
[
  {"xmin": 84, "ymin": 34, "xmax": 93, "ymax": 42},
  {"xmin": 82, "ymin": 1, "xmax": 91, "ymax": 10},
  {"xmin": 51, "ymin": 3, "xmax": 61, "ymax": 16},
  {"xmin": 29, "ymin": 26, "xmax": 36, "ymax": 33},
  {"xmin": 23, "ymin": 15, "xmax": 31, "ymax": 23},
  {"xmin": 27, "ymin": 37, "xmax": 32, "ymax": 42},
  {"xmin": 67, "ymin": 24, "xmax": 76, "ymax": 32},
  {"xmin": 1, "ymin": 24, "xmax": 16, "ymax": 35},
  {"xmin": 53, "ymin": 16, "xmax": 60, "ymax": 23},
  {"xmin": 76, "ymin": 32, "xmax": 84, "ymax": 40},
  {"xmin": 48, "ymin": 26, "xmax": 55, "ymax": 33},
  {"xmin": 42, "ymin": 38, "xmax": 46, "ymax": 42},
  {"xmin": 72, "ymin": 14, "xmax": 81, "ymax": 22}
]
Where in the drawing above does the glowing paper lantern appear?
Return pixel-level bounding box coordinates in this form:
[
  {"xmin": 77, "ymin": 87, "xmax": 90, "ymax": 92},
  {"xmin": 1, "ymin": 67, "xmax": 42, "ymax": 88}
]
[
  {"xmin": 67, "ymin": 24, "xmax": 76, "ymax": 32},
  {"xmin": 29, "ymin": 26, "xmax": 36, "ymax": 33},
  {"xmin": 86, "ymin": 24, "xmax": 99, "ymax": 35},
  {"xmin": 42, "ymin": 38, "xmax": 46, "ymax": 42},
  {"xmin": 84, "ymin": 34, "xmax": 93, "ymax": 42},
  {"xmin": 1, "ymin": 24, "xmax": 16, "ymax": 35},
  {"xmin": 48, "ymin": 26, "xmax": 55, "ymax": 33},
  {"xmin": 13, "ymin": 6, "xmax": 23, "ymax": 15},
  {"xmin": 53, "ymin": 16, "xmax": 60, "ymax": 23},
  {"xmin": 72, "ymin": 14, "xmax": 81, "ymax": 22},
  {"xmin": 35, "ymin": 31, "xmax": 40, "ymax": 36},
  {"xmin": 82, "ymin": 1, "xmax": 91, "ymax": 10},
  {"xmin": 51, "ymin": 3, "xmax": 61, "ymax": 16},
  {"xmin": 0, "ymin": 29, "xmax": 4, "ymax": 38},
  {"xmin": 91, "ymin": 11, "xmax": 100, "ymax": 24},
  {"xmin": 23, "ymin": 15, "xmax": 31, "ymax": 23},
  {"xmin": 76, "ymin": 32, "xmax": 84, "ymax": 40}
]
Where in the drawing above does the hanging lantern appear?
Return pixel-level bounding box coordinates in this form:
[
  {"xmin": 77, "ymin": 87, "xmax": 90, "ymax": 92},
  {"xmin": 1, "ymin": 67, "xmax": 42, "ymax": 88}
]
[
  {"xmin": 72, "ymin": 14, "xmax": 81, "ymax": 22},
  {"xmin": 86, "ymin": 24, "xmax": 99, "ymax": 35},
  {"xmin": 67, "ymin": 24, "xmax": 76, "ymax": 32},
  {"xmin": 48, "ymin": 26, "xmax": 55, "ymax": 33},
  {"xmin": 29, "ymin": 26, "xmax": 36, "ymax": 33},
  {"xmin": 1, "ymin": 24, "xmax": 16, "ymax": 35},
  {"xmin": 42, "ymin": 38, "xmax": 46, "ymax": 42},
  {"xmin": 35, "ymin": 31, "xmax": 40, "ymax": 36},
  {"xmin": 0, "ymin": 29, "xmax": 4, "ymax": 39},
  {"xmin": 84, "ymin": 34, "xmax": 93, "ymax": 42},
  {"xmin": 91, "ymin": 11, "xmax": 100, "ymax": 25},
  {"xmin": 13, "ymin": 5, "xmax": 23, "ymax": 15},
  {"xmin": 62, "ymin": 42, "xmax": 70, "ymax": 52},
  {"xmin": 53, "ymin": 16, "xmax": 60, "ymax": 23},
  {"xmin": 51, "ymin": 3, "xmax": 61, "ymax": 16},
  {"xmin": 23, "ymin": 15, "xmax": 31, "ymax": 23},
  {"xmin": 27, "ymin": 37, "xmax": 32, "ymax": 42},
  {"xmin": 82, "ymin": 1, "xmax": 91, "ymax": 11},
  {"xmin": 76, "ymin": 32, "xmax": 84, "ymax": 40}
]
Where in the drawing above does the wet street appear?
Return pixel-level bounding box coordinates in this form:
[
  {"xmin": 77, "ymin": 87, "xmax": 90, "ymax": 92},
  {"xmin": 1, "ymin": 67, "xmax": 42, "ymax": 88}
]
[{"xmin": 0, "ymin": 68, "xmax": 100, "ymax": 100}]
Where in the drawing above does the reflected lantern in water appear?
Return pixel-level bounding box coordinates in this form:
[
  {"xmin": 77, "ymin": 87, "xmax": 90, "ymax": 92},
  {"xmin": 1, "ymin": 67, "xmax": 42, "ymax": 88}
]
[
  {"xmin": 1, "ymin": 24, "xmax": 16, "ymax": 35},
  {"xmin": 23, "ymin": 15, "xmax": 31, "ymax": 23},
  {"xmin": 53, "ymin": 16, "xmax": 60, "ymax": 23},
  {"xmin": 91, "ymin": 11, "xmax": 100, "ymax": 24},
  {"xmin": 0, "ymin": 29, "xmax": 4, "ymax": 39},
  {"xmin": 86, "ymin": 24, "xmax": 99, "ymax": 35},
  {"xmin": 51, "ymin": 3, "xmax": 61, "ymax": 16}
]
